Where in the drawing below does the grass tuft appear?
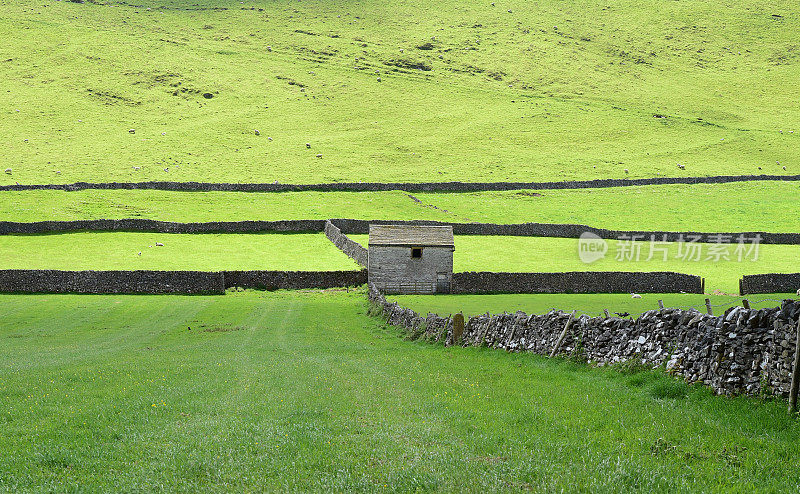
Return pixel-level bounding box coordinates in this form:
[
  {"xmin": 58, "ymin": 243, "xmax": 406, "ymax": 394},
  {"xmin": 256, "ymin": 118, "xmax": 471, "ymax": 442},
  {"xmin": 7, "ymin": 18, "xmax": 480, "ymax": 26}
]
[{"xmin": 647, "ymin": 378, "xmax": 689, "ymax": 400}]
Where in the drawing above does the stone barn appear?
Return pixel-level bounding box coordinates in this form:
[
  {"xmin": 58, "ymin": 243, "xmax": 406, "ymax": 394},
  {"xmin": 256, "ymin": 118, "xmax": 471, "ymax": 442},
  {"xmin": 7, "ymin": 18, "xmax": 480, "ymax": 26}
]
[{"xmin": 368, "ymin": 224, "xmax": 454, "ymax": 294}]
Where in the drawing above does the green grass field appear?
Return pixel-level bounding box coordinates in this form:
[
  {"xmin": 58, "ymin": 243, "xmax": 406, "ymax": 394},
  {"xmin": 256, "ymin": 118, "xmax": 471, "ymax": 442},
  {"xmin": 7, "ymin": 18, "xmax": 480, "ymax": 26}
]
[
  {"xmin": 3, "ymin": 181, "xmax": 800, "ymax": 233},
  {"xmin": 3, "ymin": 0, "xmax": 800, "ymax": 490},
  {"xmin": 0, "ymin": 232, "xmax": 360, "ymax": 271},
  {"xmin": 2, "ymin": 289, "xmax": 800, "ymax": 491},
  {"xmin": 1, "ymin": 0, "xmax": 798, "ymax": 184},
  {"xmin": 1, "ymin": 189, "xmax": 450, "ymax": 223}
]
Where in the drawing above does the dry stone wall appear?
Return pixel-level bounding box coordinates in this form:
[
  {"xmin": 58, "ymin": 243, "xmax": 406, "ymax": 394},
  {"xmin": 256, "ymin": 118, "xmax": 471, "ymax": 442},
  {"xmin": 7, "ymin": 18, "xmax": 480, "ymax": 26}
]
[
  {"xmin": 0, "ymin": 219, "xmax": 325, "ymax": 235},
  {"xmin": 0, "ymin": 270, "xmax": 225, "ymax": 294},
  {"xmin": 3, "ymin": 174, "xmax": 799, "ymax": 192},
  {"xmin": 324, "ymin": 220, "xmax": 368, "ymax": 267},
  {"xmin": 451, "ymin": 271, "xmax": 703, "ymax": 294},
  {"xmin": 368, "ymin": 283, "xmax": 800, "ymax": 397},
  {"xmin": 740, "ymin": 274, "xmax": 800, "ymax": 294},
  {"xmin": 4, "ymin": 218, "xmax": 798, "ymax": 246},
  {"xmin": 0, "ymin": 269, "xmax": 366, "ymax": 294},
  {"xmin": 330, "ymin": 219, "xmax": 800, "ymax": 245},
  {"xmin": 223, "ymin": 270, "xmax": 366, "ymax": 290}
]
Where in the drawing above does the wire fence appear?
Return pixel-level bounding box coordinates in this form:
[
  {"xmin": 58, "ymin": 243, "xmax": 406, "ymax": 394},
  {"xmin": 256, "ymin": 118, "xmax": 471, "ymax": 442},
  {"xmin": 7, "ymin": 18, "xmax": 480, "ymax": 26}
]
[
  {"xmin": 566, "ymin": 296, "xmax": 793, "ymax": 320},
  {"xmin": 391, "ymin": 292, "xmax": 798, "ymax": 320}
]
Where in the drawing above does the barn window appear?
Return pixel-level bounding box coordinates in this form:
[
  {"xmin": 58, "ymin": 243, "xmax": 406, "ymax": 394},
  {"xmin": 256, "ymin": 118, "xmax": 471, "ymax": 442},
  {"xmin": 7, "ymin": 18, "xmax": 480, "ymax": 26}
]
[{"xmin": 411, "ymin": 247, "xmax": 422, "ymax": 258}]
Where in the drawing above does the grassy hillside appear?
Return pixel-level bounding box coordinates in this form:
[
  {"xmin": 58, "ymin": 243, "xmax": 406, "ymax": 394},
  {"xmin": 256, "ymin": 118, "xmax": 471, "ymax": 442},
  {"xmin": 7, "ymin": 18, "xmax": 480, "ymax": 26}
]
[
  {"xmin": 2, "ymin": 290, "xmax": 800, "ymax": 491},
  {"xmin": 1, "ymin": 0, "xmax": 798, "ymax": 184},
  {"xmin": 3, "ymin": 2, "xmax": 800, "ymax": 490}
]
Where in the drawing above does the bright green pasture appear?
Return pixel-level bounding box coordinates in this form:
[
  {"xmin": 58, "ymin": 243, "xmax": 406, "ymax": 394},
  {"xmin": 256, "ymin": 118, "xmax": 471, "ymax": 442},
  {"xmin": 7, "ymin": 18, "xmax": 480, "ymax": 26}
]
[
  {"xmin": 3, "ymin": 181, "xmax": 800, "ymax": 233},
  {"xmin": 415, "ymin": 182, "xmax": 800, "ymax": 232},
  {"xmin": 450, "ymin": 237, "xmax": 800, "ymax": 294},
  {"xmin": 350, "ymin": 235, "xmax": 800, "ymax": 293},
  {"xmin": 391, "ymin": 293, "xmax": 795, "ymax": 319},
  {"xmin": 1, "ymin": 189, "xmax": 451, "ymax": 223},
  {"xmin": 1, "ymin": 0, "xmax": 798, "ymax": 185},
  {"xmin": 1, "ymin": 290, "xmax": 799, "ymax": 491},
  {"xmin": 0, "ymin": 232, "xmax": 359, "ymax": 271}
]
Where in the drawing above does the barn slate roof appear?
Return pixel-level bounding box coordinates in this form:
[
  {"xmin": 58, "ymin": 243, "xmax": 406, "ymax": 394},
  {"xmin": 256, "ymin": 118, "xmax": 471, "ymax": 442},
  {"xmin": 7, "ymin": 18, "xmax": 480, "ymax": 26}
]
[{"xmin": 368, "ymin": 224, "xmax": 454, "ymax": 247}]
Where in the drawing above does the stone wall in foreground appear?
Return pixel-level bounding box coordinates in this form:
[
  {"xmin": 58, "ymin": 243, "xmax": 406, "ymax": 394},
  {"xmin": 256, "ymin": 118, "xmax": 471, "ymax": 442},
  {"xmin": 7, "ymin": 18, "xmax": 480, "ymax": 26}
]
[{"xmin": 368, "ymin": 283, "xmax": 800, "ymax": 397}]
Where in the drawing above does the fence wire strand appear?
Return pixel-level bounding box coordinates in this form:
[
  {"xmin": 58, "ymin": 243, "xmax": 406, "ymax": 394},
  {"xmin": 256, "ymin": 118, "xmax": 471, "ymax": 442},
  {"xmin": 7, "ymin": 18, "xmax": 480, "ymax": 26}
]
[{"xmin": 562, "ymin": 296, "xmax": 794, "ymax": 320}]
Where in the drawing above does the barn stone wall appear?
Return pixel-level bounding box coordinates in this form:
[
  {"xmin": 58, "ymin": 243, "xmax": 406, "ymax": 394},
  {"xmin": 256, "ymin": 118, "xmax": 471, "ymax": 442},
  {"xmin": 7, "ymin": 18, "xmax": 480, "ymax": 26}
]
[
  {"xmin": 368, "ymin": 245, "xmax": 453, "ymax": 294},
  {"xmin": 368, "ymin": 283, "xmax": 800, "ymax": 397}
]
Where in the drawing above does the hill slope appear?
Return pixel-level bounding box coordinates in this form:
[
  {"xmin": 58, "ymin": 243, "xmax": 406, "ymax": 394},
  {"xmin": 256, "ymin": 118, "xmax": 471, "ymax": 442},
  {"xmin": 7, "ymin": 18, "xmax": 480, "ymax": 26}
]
[{"xmin": 1, "ymin": 0, "xmax": 798, "ymax": 184}]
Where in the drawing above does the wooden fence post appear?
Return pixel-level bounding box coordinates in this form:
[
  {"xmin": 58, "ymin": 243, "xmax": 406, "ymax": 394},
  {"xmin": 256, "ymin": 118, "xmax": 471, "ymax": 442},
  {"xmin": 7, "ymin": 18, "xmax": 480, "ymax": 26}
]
[
  {"xmin": 742, "ymin": 299, "xmax": 750, "ymax": 310},
  {"xmin": 705, "ymin": 298, "xmax": 713, "ymax": 316},
  {"xmin": 789, "ymin": 318, "xmax": 800, "ymax": 415},
  {"xmin": 550, "ymin": 310, "xmax": 577, "ymax": 358}
]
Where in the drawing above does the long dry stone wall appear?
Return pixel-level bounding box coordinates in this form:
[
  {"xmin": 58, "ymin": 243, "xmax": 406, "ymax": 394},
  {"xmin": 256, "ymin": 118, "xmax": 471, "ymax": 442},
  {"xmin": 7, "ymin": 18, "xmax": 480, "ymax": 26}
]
[
  {"xmin": 368, "ymin": 283, "xmax": 800, "ymax": 397},
  {"xmin": 4, "ymin": 218, "xmax": 799, "ymax": 246},
  {"xmin": 451, "ymin": 271, "xmax": 703, "ymax": 294},
  {"xmin": 223, "ymin": 270, "xmax": 366, "ymax": 290},
  {"xmin": 0, "ymin": 269, "xmax": 366, "ymax": 294},
  {"xmin": 0, "ymin": 270, "xmax": 225, "ymax": 294},
  {"xmin": 324, "ymin": 220, "xmax": 368, "ymax": 267},
  {"xmin": 330, "ymin": 219, "xmax": 800, "ymax": 245},
  {"xmin": 0, "ymin": 219, "xmax": 325, "ymax": 235},
  {"xmin": 3, "ymin": 174, "xmax": 799, "ymax": 192},
  {"xmin": 741, "ymin": 274, "xmax": 800, "ymax": 295}
]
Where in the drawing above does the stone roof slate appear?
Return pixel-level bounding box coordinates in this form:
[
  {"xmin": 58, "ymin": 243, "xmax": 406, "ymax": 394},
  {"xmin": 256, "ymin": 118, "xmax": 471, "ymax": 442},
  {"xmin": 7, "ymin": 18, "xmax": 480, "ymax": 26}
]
[{"xmin": 368, "ymin": 224, "xmax": 454, "ymax": 247}]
